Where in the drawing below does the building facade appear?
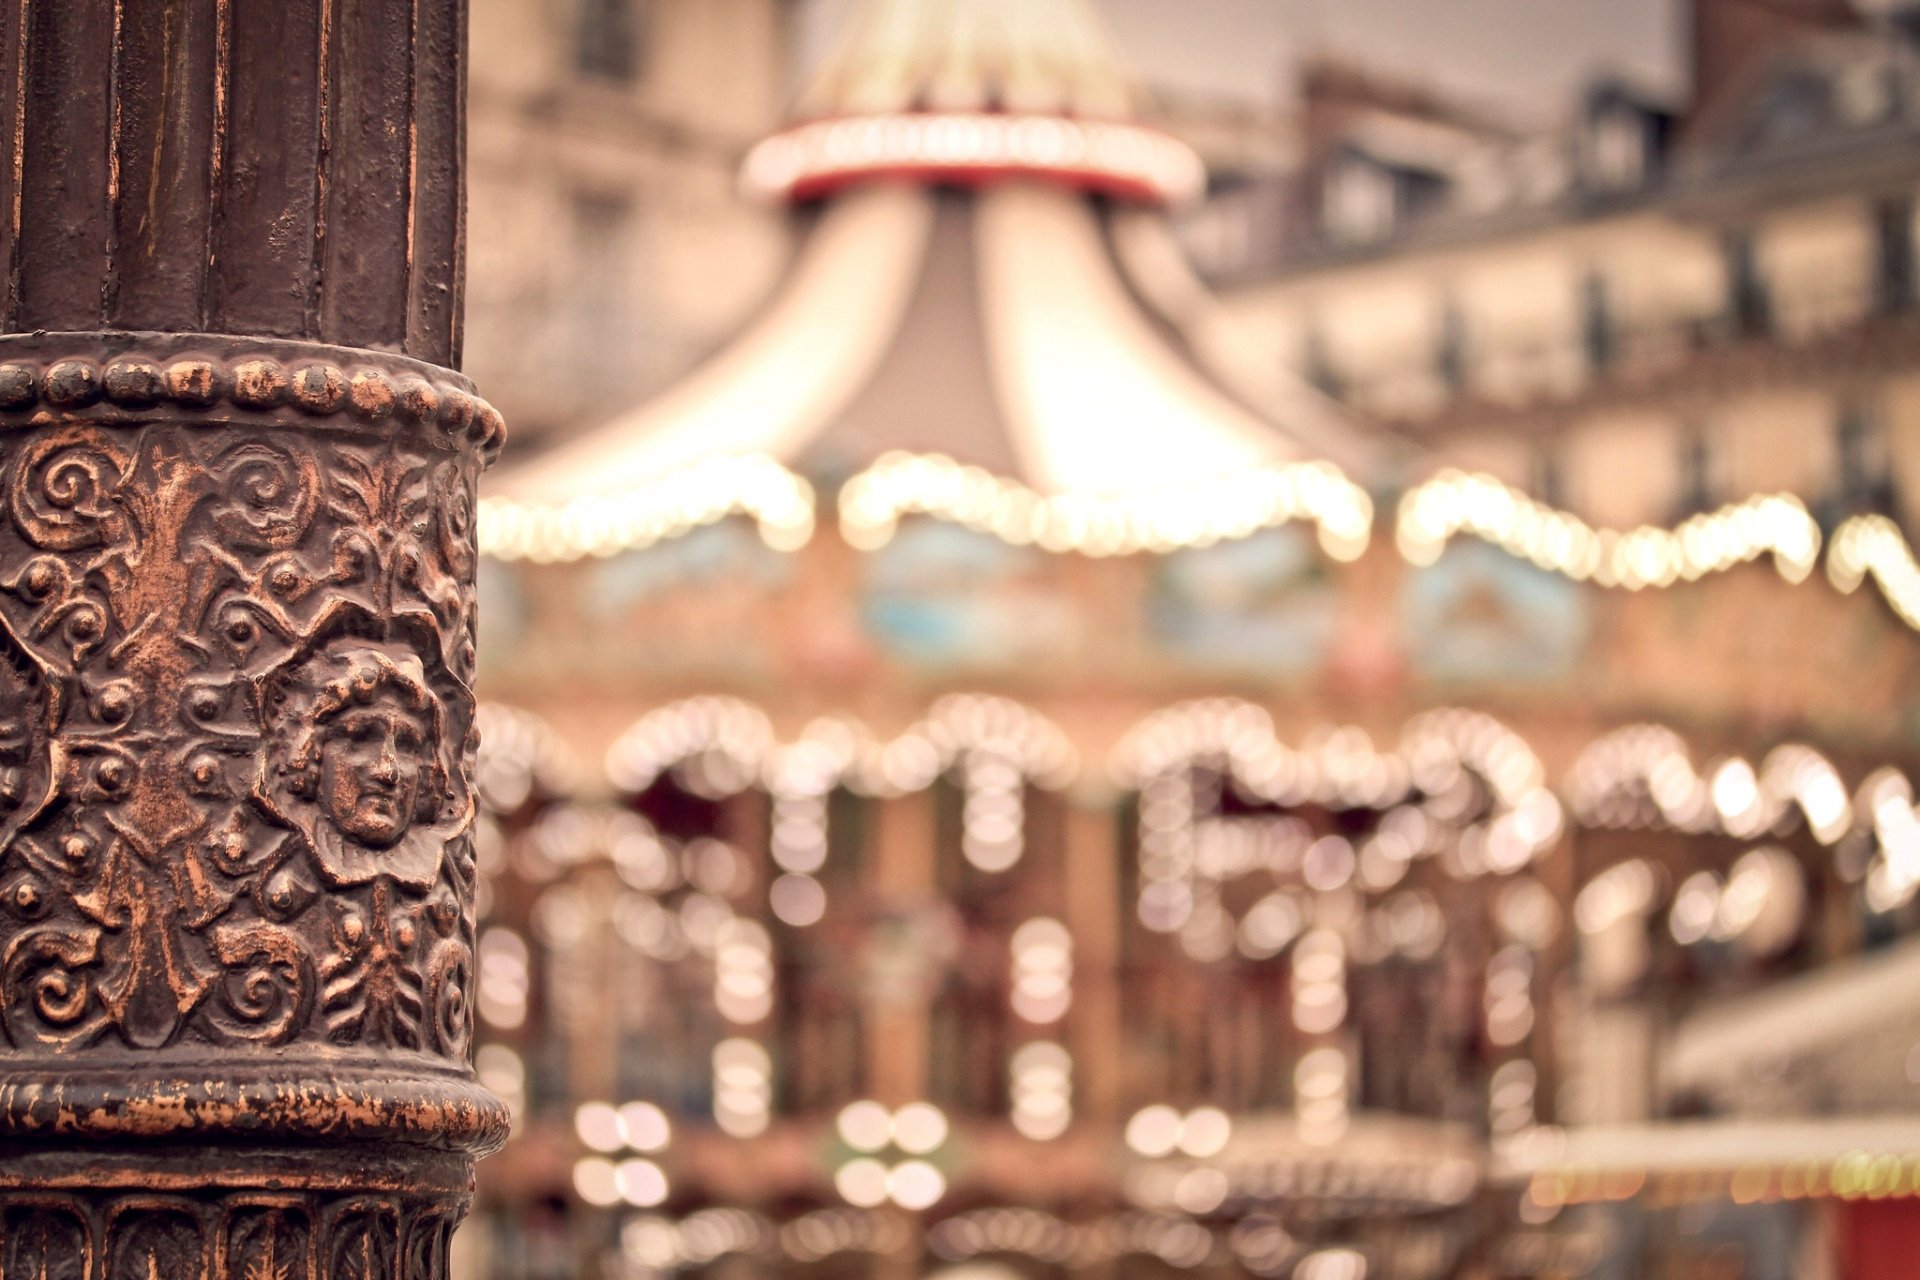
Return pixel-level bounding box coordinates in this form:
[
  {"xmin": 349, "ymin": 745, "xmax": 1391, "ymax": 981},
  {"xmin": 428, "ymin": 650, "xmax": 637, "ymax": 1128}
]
[{"xmin": 466, "ymin": 0, "xmax": 793, "ymax": 449}]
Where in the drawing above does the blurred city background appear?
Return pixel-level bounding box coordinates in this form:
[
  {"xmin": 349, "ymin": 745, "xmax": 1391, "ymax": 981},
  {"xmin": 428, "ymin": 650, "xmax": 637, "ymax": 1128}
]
[{"xmin": 458, "ymin": 0, "xmax": 1920, "ymax": 1277}]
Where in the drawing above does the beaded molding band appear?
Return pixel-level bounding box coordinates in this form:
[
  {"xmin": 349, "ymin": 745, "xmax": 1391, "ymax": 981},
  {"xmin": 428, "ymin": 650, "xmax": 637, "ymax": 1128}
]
[{"xmin": 0, "ymin": 333, "xmax": 506, "ymax": 460}]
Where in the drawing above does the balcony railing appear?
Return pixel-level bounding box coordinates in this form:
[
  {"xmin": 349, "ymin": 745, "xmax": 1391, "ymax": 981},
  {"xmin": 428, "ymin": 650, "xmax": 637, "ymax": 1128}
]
[{"xmin": 1317, "ymin": 282, "xmax": 1887, "ymax": 422}]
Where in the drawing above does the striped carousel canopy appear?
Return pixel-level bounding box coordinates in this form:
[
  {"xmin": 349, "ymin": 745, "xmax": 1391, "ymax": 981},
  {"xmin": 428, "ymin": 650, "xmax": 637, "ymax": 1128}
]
[{"xmin": 481, "ymin": 0, "xmax": 1378, "ymax": 563}]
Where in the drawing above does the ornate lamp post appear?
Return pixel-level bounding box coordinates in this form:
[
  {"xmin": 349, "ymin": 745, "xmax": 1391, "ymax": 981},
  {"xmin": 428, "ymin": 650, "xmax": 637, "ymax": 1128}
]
[{"xmin": 0, "ymin": 1, "xmax": 507, "ymax": 1275}]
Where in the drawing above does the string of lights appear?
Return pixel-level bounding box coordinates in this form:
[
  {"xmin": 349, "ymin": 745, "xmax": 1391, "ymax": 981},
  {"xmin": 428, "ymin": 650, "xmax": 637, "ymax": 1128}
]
[
  {"xmin": 838, "ymin": 451, "xmax": 1374, "ymax": 559},
  {"xmin": 611, "ymin": 1203, "xmax": 1382, "ymax": 1276},
  {"xmin": 1566, "ymin": 725, "xmax": 1855, "ymax": 842},
  {"xmin": 474, "ymin": 702, "xmax": 587, "ymax": 814},
  {"xmin": 603, "ymin": 692, "xmax": 1078, "ymax": 801},
  {"xmin": 1829, "ymin": 512, "xmax": 1920, "ymax": 631},
  {"xmin": 492, "ymin": 700, "xmax": 1917, "ymax": 870},
  {"xmin": 1396, "ymin": 470, "xmax": 1821, "ymax": 589},
  {"xmin": 1568, "ymin": 725, "xmax": 1920, "ymax": 924},
  {"xmin": 476, "ymin": 453, "xmax": 816, "ymax": 562},
  {"xmin": 1507, "ymin": 1135, "xmax": 1920, "ymax": 1210},
  {"xmin": 1111, "ymin": 701, "xmax": 1563, "ymax": 873},
  {"xmin": 476, "ymin": 455, "xmax": 1920, "ymax": 640}
]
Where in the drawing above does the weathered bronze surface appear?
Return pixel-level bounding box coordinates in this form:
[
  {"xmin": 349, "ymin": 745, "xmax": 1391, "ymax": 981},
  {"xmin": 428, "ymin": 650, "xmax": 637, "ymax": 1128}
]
[{"xmin": 0, "ymin": 2, "xmax": 505, "ymax": 1276}]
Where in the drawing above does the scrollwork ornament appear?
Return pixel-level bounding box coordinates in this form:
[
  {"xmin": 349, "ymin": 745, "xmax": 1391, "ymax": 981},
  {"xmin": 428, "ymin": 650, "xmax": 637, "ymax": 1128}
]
[
  {"xmin": 435, "ymin": 461, "xmax": 476, "ymax": 580},
  {"xmin": 0, "ymin": 633, "xmax": 53, "ymax": 847},
  {"xmin": 7, "ymin": 427, "xmax": 134, "ymax": 552},
  {"xmin": 204, "ymin": 922, "xmax": 314, "ymax": 1045},
  {"xmin": 424, "ymin": 937, "xmax": 473, "ymax": 1058},
  {"xmin": 0, "ymin": 409, "xmax": 483, "ymax": 1055},
  {"xmin": 201, "ymin": 439, "xmax": 321, "ymax": 552},
  {"xmin": 0, "ymin": 924, "xmax": 104, "ymax": 1047}
]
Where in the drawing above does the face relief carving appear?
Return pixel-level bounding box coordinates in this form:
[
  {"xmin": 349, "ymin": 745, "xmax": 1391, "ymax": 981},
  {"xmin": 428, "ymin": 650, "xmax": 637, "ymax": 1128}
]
[
  {"xmin": 264, "ymin": 643, "xmax": 460, "ymax": 890},
  {"xmin": 320, "ymin": 690, "xmax": 431, "ymax": 849}
]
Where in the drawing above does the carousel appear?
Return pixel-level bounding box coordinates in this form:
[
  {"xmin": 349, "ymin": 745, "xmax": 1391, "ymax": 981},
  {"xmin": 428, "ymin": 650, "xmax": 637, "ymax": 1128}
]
[{"xmin": 463, "ymin": 1, "xmax": 1920, "ymax": 1277}]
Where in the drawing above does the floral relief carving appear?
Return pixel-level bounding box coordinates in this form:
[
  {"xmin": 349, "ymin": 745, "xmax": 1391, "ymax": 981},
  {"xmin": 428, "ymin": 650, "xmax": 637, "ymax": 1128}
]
[
  {"xmin": 0, "ymin": 1201, "xmax": 91, "ymax": 1280},
  {"xmin": 0, "ymin": 417, "xmax": 480, "ymax": 1056},
  {"xmin": 0, "ymin": 1192, "xmax": 461, "ymax": 1280}
]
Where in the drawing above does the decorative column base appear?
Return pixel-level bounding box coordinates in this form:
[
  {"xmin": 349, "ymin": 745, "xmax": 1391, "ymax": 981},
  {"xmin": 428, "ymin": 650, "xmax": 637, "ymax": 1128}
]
[{"xmin": 0, "ymin": 1147, "xmax": 476, "ymax": 1277}]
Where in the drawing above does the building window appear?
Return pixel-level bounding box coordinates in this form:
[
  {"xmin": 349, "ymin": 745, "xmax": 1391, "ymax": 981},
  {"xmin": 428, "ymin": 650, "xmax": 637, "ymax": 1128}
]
[
  {"xmin": 1834, "ymin": 402, "xmax": 1894, "ymax": 518},
  {"xmin": 1750, "ymin": 76, "xmax": 1825, "ymax": 147},
  {"xmin": 1676, "ymin": 424, "xmax": 1722, "ymax": 518},
  {"xmin": 577, "ymin": 0, "xmax": 641, "ymax": 83},
  {"xmin": 1722, "ymin": 227, "xmax": 1771, "ymax": 339},
  {"xmin": 1181, "ymin": 181, "xmax": 1260, "ymax": 280},
  {"xmin": 1585, "ymin": 108, "xmax": 1646, "ymax": 191},
  {"xmin": 1302, "ymin": 322, "xmax": 1343, "ymax": 400},
  {"xmin": 566, "ymin": 191, "xmax": 641, "ymax": 409},
  {"xmin": 1874, "ymin": 195, "xmax": 1916, "ymax": 315},
  {"xmin": 1435, "ymin": 296, "xmax": 1467, "ymax": 394},
  {"xmin": 1531, "ymin": 447, "xmax": 1566, "ymax": 510},
  {"xmin": 1581, "ymin": 270, "xmax": 1614, "ymax": 372},
  {"xmin": 1322, "ymin": 156, "xmax": 1396, "ymax": 246},
  {"xmin": 571, "ymin": 191, "xmax": 631, "ymax": 304}
]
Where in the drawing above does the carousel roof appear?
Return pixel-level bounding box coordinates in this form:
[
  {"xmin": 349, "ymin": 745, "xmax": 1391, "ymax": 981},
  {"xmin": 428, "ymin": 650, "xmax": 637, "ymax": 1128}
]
[
  {"xmin": 480, "ymin": 0, "xmax": 1378, "ymax": 564},
  {"xmin": 792, "ymin": 0, "xmax": 1140, "ymax": 119}
]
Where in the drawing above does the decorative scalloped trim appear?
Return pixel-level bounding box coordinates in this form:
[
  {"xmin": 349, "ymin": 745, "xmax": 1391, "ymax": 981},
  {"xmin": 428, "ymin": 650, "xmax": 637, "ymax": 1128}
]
[{"xmin": 741, "ymin": 112, "xmax": 1207, "ymax": 207}]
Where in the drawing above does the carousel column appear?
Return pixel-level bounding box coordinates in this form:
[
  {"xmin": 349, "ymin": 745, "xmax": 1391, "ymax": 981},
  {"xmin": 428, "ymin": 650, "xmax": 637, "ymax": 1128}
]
[
  {"xmin": 0, "ymin": 1, "xmax": 508, "ymax": 1277},
  {"xmin": 868, "ymin": 788, "xmax": 936, "ymax": 1106},
  {"xmin": 1062, "ymin": 795, "xmax": 1122, "ymax": 1122},
  {"xmin": 1061, "ymin": 793, "xmax": 1121, "ymax": 1280}
]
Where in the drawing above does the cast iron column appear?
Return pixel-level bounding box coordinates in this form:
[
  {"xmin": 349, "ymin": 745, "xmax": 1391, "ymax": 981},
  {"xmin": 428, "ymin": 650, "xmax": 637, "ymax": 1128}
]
[{"xmin": 0, "ymin": 1, "xmax": 508, "ymax": 1275}]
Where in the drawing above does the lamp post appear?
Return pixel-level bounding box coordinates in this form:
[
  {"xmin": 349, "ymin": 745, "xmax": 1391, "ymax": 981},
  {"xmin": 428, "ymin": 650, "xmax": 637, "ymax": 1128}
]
[{"xmin": 0, "ymin": 1, "xmax": 507, "ymax": 1275}]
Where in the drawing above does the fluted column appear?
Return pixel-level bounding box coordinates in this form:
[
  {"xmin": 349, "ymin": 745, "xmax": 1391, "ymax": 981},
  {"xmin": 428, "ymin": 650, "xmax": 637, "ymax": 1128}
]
[{"xmin": 0, "ymin": 2, "xmax": 506, "ymax": 1276}]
